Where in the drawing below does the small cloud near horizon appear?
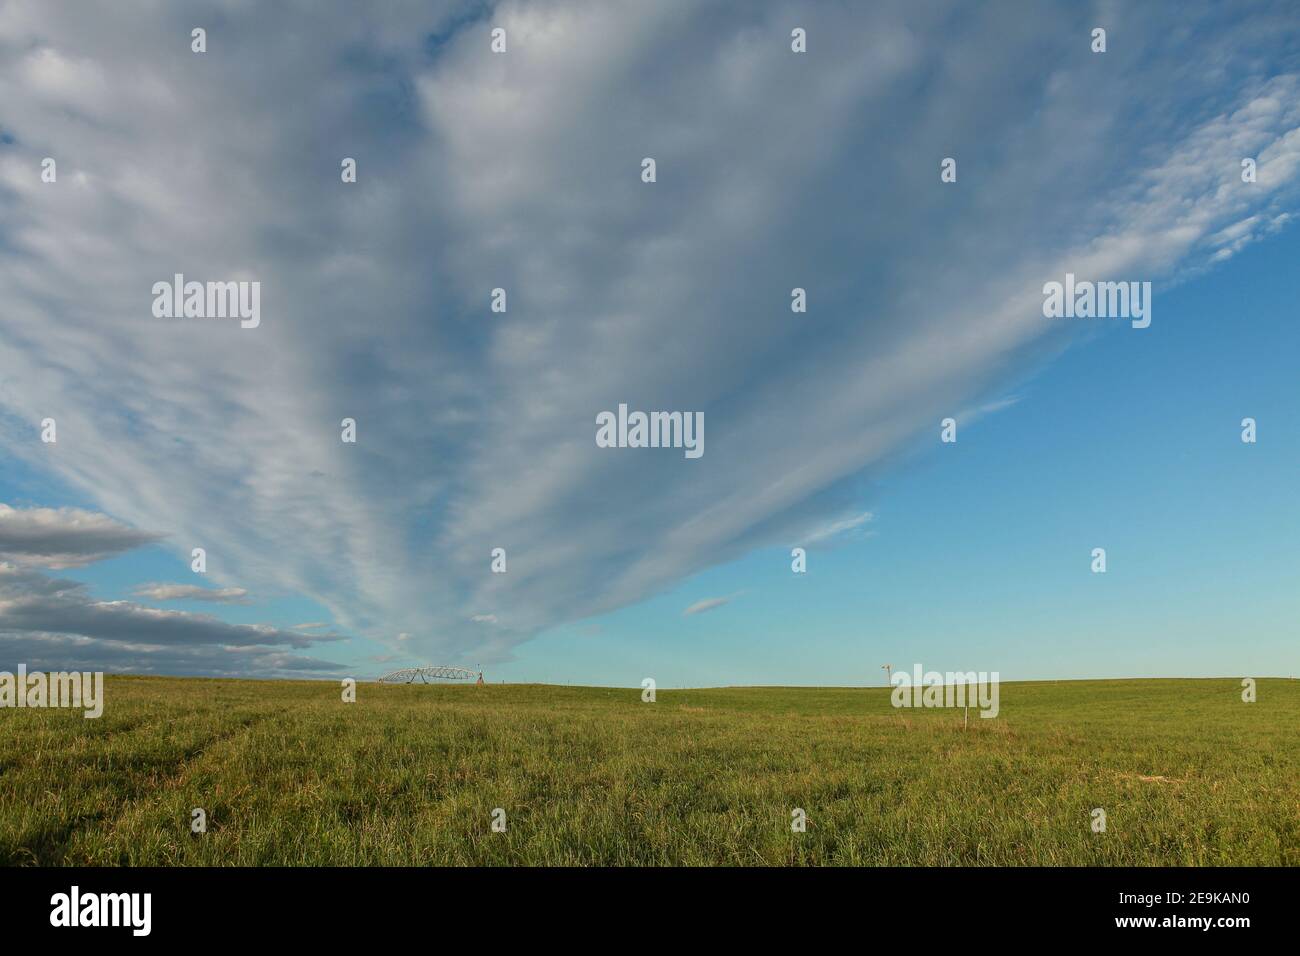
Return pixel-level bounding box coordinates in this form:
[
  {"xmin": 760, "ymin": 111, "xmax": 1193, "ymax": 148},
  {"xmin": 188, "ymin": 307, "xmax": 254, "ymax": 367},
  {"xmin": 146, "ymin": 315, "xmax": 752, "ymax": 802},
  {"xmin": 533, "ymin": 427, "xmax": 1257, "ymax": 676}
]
[
  {"xmin": 683, "ymin": 596, "xmax": 732, "ymax": 617},
  {"xmin": 132, "ymin": 583, "xmax": 250, "ymax": 604}
]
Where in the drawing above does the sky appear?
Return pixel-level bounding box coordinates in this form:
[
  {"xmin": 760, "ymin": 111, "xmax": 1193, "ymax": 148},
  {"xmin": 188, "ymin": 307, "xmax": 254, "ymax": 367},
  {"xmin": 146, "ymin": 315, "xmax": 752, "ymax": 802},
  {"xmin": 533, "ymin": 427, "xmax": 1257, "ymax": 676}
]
[{"xmin": 0, "ymin": 1, "xmax": 1297, "ymax": 685}]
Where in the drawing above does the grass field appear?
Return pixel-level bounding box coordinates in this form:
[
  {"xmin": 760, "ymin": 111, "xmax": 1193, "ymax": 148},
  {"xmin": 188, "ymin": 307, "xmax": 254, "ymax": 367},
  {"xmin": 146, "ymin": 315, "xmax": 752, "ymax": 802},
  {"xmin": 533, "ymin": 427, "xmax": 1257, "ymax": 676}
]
[{"xmin": 0, "ymin": 676, "xmax": 1295, "ymax": 866}]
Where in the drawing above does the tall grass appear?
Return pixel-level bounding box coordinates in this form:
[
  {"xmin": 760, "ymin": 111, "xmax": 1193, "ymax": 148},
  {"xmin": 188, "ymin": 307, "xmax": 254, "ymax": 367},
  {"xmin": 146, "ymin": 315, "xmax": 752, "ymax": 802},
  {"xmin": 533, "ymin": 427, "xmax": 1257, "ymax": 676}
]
[{"xmin": 0, "ymin": 677, "xmax": 1294, "ymax": 865}]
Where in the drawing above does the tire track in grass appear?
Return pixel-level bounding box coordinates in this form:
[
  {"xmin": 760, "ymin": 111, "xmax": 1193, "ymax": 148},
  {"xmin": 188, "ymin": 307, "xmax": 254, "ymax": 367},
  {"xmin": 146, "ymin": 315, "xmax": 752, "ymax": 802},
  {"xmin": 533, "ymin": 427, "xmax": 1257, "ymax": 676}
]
[{"xmin": 10, "ymin": 708, "xmax": 283, "ymax": 865}]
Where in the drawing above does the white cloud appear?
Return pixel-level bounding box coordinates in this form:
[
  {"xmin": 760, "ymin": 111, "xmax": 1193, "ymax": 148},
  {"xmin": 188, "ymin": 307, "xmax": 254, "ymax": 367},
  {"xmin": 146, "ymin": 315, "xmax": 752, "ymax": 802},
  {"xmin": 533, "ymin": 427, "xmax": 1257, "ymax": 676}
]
[
  {"xmin": 683, "ymin": 596, "xmax": 731, "ymax": 617},
  {"xmin": 804, "ymin": 511, "xmax": 875, "ymax": 545},
  {"xmin": 0, "ymin": 564, "xmax": 346, "ymax": 676},
  {"xmin": 131, "ymin": 583, "xmax": 250, "ymax": 604},
  {"xmin": 0, "ymin": 504, "xmax": 162, "ymax": 568},
  {"xmin": 1, "ymin": 2, "xmax": 1298, "ymax": 674}
]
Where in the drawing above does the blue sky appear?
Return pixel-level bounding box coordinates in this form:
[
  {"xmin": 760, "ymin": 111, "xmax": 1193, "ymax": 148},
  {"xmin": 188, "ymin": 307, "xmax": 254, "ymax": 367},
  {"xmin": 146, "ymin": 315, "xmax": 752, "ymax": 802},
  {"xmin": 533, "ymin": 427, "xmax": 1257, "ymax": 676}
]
[
  {"xmin": 504, "ymin": 226, "xmax": 1300, "ymax": 686},
  {"xmin": 1, "ymin": 1, "xmax": 1298, "ymax": 684}
]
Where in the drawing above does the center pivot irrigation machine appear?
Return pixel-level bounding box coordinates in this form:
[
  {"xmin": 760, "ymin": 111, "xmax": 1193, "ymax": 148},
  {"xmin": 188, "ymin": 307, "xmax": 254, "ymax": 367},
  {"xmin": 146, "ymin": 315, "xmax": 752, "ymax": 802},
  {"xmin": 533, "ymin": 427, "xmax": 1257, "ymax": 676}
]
[{"xmin": 376, "ymin": 666, "xmax": 484, "ymax": 685}]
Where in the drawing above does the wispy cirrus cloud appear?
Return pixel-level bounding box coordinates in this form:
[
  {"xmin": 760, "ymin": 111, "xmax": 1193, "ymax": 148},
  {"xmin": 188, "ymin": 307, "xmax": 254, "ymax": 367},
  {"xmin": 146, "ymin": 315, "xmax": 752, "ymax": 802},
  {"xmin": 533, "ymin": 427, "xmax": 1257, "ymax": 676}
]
[
  {"xmin": 1, "ymin": 1, "xmax": 1298, "ymax": 676},
  {"xmin": 804, "ymin": 511, "xmax": 875, "ymax": 546},
  {"xmin": 682, "ymin": 596, "xmax": 732, "ymax": 617}
]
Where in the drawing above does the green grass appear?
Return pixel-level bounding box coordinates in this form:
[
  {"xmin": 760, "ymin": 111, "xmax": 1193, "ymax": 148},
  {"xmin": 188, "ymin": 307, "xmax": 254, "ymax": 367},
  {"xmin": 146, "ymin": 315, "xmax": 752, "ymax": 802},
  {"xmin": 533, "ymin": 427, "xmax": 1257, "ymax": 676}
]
[{"xmin": 0, "ymin": 676, "xmax": 1295, "ymax": 865}]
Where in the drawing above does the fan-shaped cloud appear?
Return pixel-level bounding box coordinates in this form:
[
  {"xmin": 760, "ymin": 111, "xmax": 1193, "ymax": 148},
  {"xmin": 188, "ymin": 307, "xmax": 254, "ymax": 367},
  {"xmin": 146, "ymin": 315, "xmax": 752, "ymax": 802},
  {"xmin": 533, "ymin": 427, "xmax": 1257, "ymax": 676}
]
[{"xmin": 1, "ymin": 2, "xmax": 1298, "ymax": 674}]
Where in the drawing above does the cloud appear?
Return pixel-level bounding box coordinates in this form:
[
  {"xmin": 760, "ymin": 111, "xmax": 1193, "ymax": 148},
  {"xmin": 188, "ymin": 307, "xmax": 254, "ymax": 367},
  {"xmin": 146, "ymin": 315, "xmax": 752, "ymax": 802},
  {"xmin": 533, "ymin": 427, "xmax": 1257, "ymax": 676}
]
[
  {"xmin": 0, "ymin": 564, "xmax": 343, "ymax": 652},
  {"xmin": 1, "ymin": 2, "xmax": 1299, "ymax": 674},
  {"xmin": 804, "ymin": 511, "xmax": 875, "ymax": 546},
  {"xmin": 131, "ymin": 583, "xmax": 250, "ymax": 603},
  {"xmin": 0, "ymin": 504, "xmax": 162, "ymax": 568},
  {"xmin": 0, "ymin": 505, "xmax": 334, "ymax": 675},
  {"xmin": 470, "ymin": 614, "xmax": 498, "ymax": 624},
  {"xmin": 292, "ymin": 621, "xmax": 328, "ymax": 631},
  {"xmin": 683, "ymin": 596, "xmax": 731, "ymax": 617},
  {"xmin": 0, "ymin": 629, "xmax": 347, "ymax": 680}
]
